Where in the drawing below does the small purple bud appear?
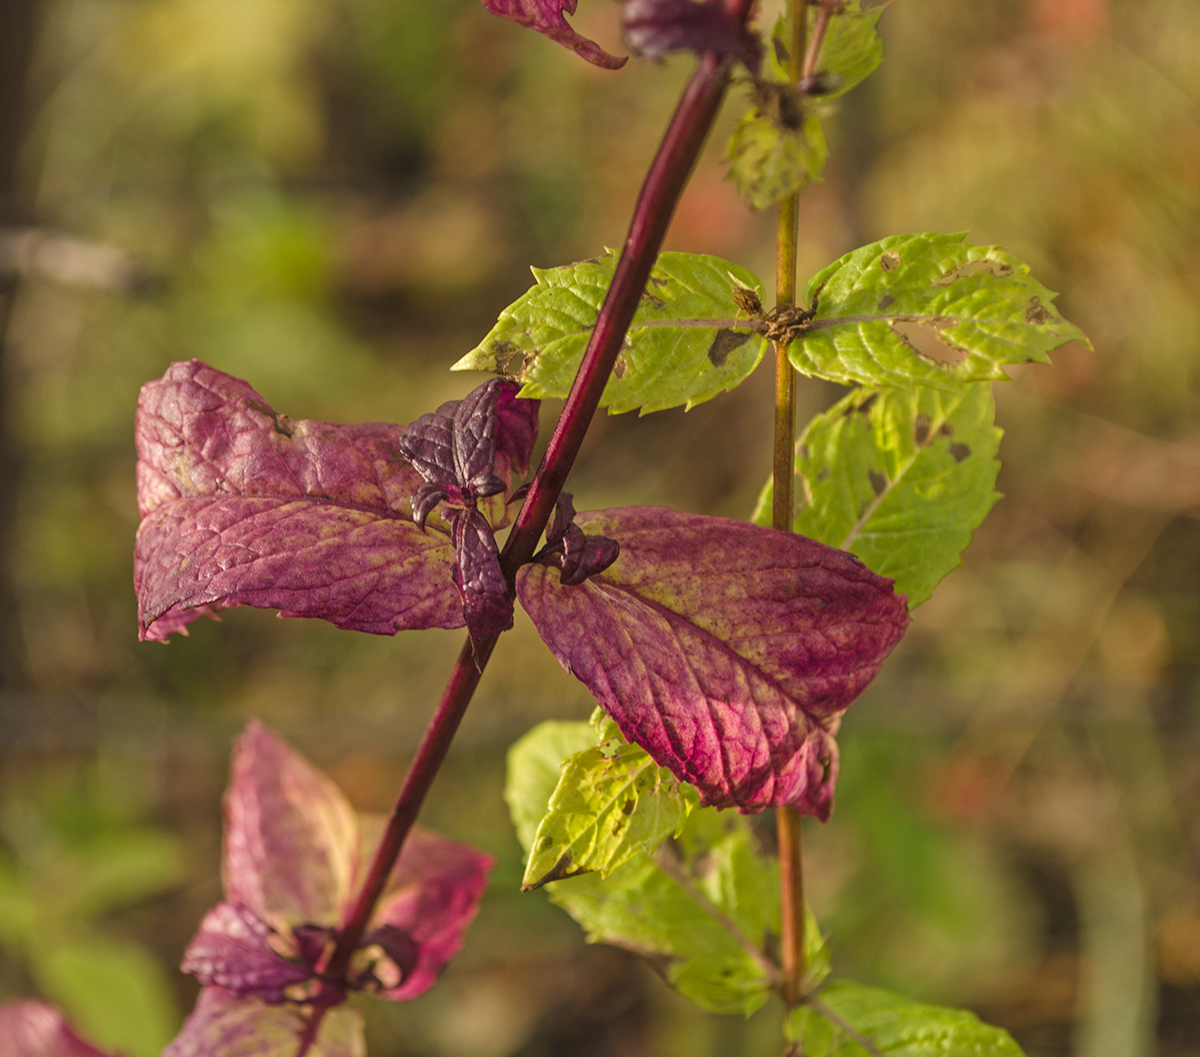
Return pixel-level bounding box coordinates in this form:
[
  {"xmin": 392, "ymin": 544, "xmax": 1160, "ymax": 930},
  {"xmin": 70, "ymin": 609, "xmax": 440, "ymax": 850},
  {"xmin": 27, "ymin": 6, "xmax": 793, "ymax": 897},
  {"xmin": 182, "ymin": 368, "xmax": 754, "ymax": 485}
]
[{"xmin": 622, "ymin": 0, "xmax": 761, "ymax": 71}]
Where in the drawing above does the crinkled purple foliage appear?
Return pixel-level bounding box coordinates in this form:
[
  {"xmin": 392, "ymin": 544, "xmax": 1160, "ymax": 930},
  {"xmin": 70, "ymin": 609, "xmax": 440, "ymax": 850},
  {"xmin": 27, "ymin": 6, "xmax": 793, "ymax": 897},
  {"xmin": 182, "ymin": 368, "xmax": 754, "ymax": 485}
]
[
  {"xmin": 622, "ymin": 0, "xmax": 762, "ymax": 69},
  {"xmin": 169, "ymin": 722, "xmax": 493, "ymax": 1054},
  {"xmin": 517, "ymin": 507, "xmax": 909, "ymax": 816},
  {"xmin": 134, "ymin": 362, "xmax": 539, "ymax": 644},
  {"xmin": 482, "ymin": 0, "xmax": 628, "ymax": 70},
  {"xmin": 0, "ymin": 1002, "xmax": 116, "ymax": 1057}
]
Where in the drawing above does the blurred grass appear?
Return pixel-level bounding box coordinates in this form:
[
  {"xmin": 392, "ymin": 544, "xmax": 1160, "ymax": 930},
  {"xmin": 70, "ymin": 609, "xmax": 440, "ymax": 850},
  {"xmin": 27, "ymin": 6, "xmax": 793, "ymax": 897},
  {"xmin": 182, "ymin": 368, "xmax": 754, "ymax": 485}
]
[{"xmin": 1, "ymin": 0, "xmax": 1199, "ymax": 1054}]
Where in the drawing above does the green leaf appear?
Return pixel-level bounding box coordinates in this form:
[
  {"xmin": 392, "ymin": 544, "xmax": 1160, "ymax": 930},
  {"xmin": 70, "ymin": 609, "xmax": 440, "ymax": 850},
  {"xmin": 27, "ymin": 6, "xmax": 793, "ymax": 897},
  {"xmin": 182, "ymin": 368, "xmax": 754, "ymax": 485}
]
[
  {"xmin": 35, "ymin": 936, "xmax": 179, "ymax": 1057},
  {"xmin": 726, "ymin": 108, "xmax": 827, "ymax": 212},
  {"xmin": 789, "ymin": 233, "xmax": 1090, "ymax": 391},
  {"xmin": 505, "ymin": 720, "xmax": 599, "ymax": 852},
  {"xmin": 522, "ymin": 728, "xmax": 699, "ymax": 890},
  {"xmin": 755, "ymin": 384, "xmax": 1000, "ymax": 608},
  {"xmin": 506, "ymin": 720, "xmax": 830, "ymax": 1015},
  {"xmin": 451, "ymin": 252, "xmax": 769, "ymax": 414},
  {"xmin": 815, "ymin": 1, "xmax": 885, "ymax": 99},
  {"xmin": 787, "ymin": 980, "xmax": 1026, "ymax": 1056}
]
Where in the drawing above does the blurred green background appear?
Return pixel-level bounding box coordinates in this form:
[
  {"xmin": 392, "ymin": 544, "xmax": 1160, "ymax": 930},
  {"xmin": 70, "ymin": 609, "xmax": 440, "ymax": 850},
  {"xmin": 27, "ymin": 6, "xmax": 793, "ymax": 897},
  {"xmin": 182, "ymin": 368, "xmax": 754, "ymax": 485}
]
[{"xmin": 0, "ymin": 0, "xmax": 1198, "ymax": 1054}]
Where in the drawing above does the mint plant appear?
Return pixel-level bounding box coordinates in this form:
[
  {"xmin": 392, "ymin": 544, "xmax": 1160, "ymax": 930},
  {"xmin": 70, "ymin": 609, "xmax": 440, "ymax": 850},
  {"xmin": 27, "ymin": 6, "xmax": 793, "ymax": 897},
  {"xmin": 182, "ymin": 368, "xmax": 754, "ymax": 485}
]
[{"xmin": 131, "ymin": 1, "xmax": 1088, "ymax": 1054}]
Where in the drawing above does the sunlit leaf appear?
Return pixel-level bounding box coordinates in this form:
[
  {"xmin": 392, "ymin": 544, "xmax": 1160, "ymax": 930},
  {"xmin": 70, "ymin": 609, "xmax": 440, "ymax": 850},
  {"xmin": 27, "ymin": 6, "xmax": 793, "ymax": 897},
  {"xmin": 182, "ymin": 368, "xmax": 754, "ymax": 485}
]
[
  {"xmin": 754, "ymin": 384, "xmax": 1001, "ymax": 607},
  {"xmin": 452, "ymin": 252, "xmax": 769, "ymax": 414},
  {"xmin": 164, "ymin": 988, "xmax": 364, "ymax": 1057},
  {"xmin": 517, "ymin": 507, "xmax": 908, "ymax": 815},
  {"xmin": 788, "ymin": 233, "xmax": 1090, "ymax": 390},
  {"xmin": 787, "ymin": 980, "xmax": 1026, "ymax": 1056},
  {"xmin": 521, "ymin": 712, "xmax": 699, "ymax": 889},
  {"xmin": 811, "ymin": 0, "xmax": 884, "ymax": 99},
  {"xmin": 507, "ymin": 720, "xmax": 830, "ymax": 1014}
]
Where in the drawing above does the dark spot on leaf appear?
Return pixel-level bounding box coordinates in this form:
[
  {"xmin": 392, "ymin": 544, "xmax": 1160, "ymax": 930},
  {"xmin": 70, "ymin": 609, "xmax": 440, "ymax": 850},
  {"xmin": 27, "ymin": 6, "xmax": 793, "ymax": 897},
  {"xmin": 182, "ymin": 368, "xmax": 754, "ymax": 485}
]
[
  {"xmin": 642, "ymin": 290, "xmax": 665, "ymax": 309},
  {"xmin": 816, "ymin": 468, "xmax": 830, "ymax": 481},
  {"xmin": 524, "ymin": 852, "xmax": 587, "ymax": 892},
  {"xmin": 798, "ymin": 443, "xmax": 810, "ymax": 460},
  {"xmin": 869, "ymin": 470, "xmax": 887, "ymax": 496},
  {"xmin": 939, "ymin": 423, "xmax": 954, "ymax": 438},
  {"xmin": 649, "ymin": 274, "xmax": 668, "ymax": 287},
  {"xmin": 707, "ymin": 328, "xmax": 752, "ymax": 367},
  {"xmin": 890, "ymin": 320, "xmax": 967, "ymax": 367},
  {"xmin": 1026, "ymin": 296, "xmax": 1053, "ymax": 324},
  {"xmin": 933, "ymin": 259, "xmax": 1014, "ymax": 286},
  {"xmin": 949, "ymin": 442, "xmax": 971, "ymax": 463},
  {"xmin": 878, "ymin": 293, "xmax": 896, "ymax": 311},
  {"xmin": 271, "ymin": 413, "xmax": 294, "ymax": 438},
  {"xmin": 613, "ymin": 357, "xmax": 628, "ymax": 380},
  {"xmin": 494, "ymin": 344, "xmax": 529, "ymax": 378},
  {"xmin": 538, "ymin": 835, "xmax": 555, "ymax": 852},
  {"xmin": 880, "ymin": 252, "xmax": 900, "ymax": 272},
  {"xmin": 914, "ymin": 413, "xmax": 932, "ymax": 445},
  {"xmin": 621, "ymin": 799, "xmax": 636, "ymax": 815}
]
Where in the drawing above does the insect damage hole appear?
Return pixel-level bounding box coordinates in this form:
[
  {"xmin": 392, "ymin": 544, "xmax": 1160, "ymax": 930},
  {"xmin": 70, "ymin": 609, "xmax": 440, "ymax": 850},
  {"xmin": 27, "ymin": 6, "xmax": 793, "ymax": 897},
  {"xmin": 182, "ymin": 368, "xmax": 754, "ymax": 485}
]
[
  {"xmin": 933, "ymin": 259, "xmax": 1014, "ymax": 286},
  {"xmin": 890, "ymin": 320, "xmax": 967, "ymax": 367}
]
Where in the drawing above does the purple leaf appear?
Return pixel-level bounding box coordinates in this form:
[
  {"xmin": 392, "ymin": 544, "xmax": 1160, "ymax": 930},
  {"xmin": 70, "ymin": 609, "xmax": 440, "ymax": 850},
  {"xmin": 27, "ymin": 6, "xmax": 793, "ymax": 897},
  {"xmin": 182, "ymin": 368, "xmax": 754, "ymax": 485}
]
[
  {"xmin": 0, "ymin": 1002, "xmax": 117, "ymax": 1057},
  {"xmin": 494, "ymin": 383, "xmax": 540, "ymax": 484},
  {"xmin": 516, "ymin": 507, "xmax": 909, "ymax": 815},
  {"xmin": 135, "ymin": 361, "xmax": 464, "ymax": 641},
  {"xmin": 542, "ymin": 491, "xmax": 620, "ymax": 586},
  {"xmin": 184, "ymin": 722, "xmax": 493, "ymax": 1009},
  {"xmin": 366, "ymin": 824, "xmax": 495, "ymax": 1001},
  {"xmin": 224, "ymin": 721, "xmax": 359, "ymax": 935},
  {"xmin": 181, "ymin": 903, "xmax": 319, "ymax": 1005},
  {"xmin": 449, "ymin": 507, "xmax": 514, "ymax": 644},
  {"xmin": 482, "ymin": 0, "xmax": 628, "ymax": 70},
  {"xmin": 622, "ymin": 0, "xmax": 761, "ymax": 69},
  {"xmin": 164, "ymin": 988, "xmax": 364, "ymax": 1057},
  {"xmin": 450, "ymin": 379, "xmax": 508, "ymax": 500}
]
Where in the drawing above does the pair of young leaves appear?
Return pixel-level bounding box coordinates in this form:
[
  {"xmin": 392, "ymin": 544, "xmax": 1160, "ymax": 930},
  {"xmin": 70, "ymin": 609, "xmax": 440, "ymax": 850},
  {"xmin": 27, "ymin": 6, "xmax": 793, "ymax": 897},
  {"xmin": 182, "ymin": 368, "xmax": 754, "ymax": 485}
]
[{"xmin": 135, "ymin": 360, "xmax": 909, "ymax": 815}]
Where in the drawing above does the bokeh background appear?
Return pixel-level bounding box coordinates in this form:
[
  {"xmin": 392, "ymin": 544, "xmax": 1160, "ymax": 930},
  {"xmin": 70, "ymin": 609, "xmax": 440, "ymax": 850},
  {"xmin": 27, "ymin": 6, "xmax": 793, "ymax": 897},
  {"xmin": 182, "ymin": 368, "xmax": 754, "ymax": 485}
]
[{"xmin": 1, "ymin": 0, "xmax": 1198, "ymax": 1054}]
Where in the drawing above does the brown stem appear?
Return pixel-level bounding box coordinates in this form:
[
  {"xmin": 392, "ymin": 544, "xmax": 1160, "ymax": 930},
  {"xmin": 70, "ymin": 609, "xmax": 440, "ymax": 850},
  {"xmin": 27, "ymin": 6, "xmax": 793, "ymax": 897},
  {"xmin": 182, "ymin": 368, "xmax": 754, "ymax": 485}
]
[{"xmin": 300, "ymin": 15, "xmax": 755, "ymax": 1044}]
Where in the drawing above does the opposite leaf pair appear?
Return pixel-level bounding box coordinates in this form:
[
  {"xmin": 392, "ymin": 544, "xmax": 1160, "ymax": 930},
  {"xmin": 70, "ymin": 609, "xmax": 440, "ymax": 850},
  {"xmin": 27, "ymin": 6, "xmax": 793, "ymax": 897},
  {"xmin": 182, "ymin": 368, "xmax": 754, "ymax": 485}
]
[{"xmin": 134, "ymin": 362, "xmax": 908, "ymax": 815}]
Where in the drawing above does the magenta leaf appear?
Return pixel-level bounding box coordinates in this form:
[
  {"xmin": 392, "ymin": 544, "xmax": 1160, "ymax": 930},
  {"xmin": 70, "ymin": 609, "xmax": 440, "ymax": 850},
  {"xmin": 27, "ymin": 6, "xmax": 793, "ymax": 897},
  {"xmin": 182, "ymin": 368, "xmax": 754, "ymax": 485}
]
[
  {"xmin": 540, "ymin": 492, "xmax": 620, "ymax": 587},
  {"xmin": 135, "ymin": 360, "xmax": 464, "ymax": 641},
  {"xmin": 0, "ymin": 1002, "xmax": 117, "ymax": 1057},
  {"xmin": 367, "ymin": 823, "xmax": 496, "ymax": 1001},
  {"xmin": 179, "ymin": 721, "xmax": 493, "ymax": 1015},
  {"xmin": 494, "ymin": 383, "xmax": 541, "ymax": 483},
  {"xmin": 164, "ymin": 988, "xmax": 364, "ymax": 1057},
  {"xmin": 449, "ymin": 507, "xmax": 513, "ymax": 642},
  {"xmin": 516, "ymin": 507, "xmax": 909, "ymax": 816},
  {"xmin": 622, "ymin": 0, "xmax": 762, "ymax": 69},
  {"xmin": 483, "ymin": 0, "xmax": 628, "ymax": 70},
  {"xmin": 181, "ymin": 902, "xmax": 323, "ymax": 1005}
]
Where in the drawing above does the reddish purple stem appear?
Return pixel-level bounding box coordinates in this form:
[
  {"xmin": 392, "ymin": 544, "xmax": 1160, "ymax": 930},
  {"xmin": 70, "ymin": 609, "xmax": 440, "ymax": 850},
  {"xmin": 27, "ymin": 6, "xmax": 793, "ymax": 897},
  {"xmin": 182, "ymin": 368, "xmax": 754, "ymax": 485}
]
[{"xmin": 305, "ymin": 5, "xmax": 755, "ymax": 1039}]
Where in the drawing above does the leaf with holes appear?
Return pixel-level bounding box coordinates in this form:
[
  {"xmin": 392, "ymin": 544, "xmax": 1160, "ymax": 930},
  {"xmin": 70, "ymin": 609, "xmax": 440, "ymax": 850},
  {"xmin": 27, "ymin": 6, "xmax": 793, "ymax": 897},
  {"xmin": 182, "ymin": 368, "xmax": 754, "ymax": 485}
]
[
  {"xmin": 516, "ymin": 507, "xmax": 909, "ymax": 815},
  {"xmin": 507, "ymin": 720, "xmax": 830, "ymax": 1015},
  {"xmin": 520, "ymin": 711, "xmax": 700, "ymax": 890},
  {"xmin": 755, "ymin": 384, "xmax": 1001, "ymax": 608},
  {"xmin": 785, "ymin": 980, "xmax": 1026, "ymax": 1056},
  {"xmin": 451, "ymin": 252, "xmax": 768, "ymax": 414},
  {"xmin": 788, "ymin": 233, "xmax": 1089, "ymax": 391}
]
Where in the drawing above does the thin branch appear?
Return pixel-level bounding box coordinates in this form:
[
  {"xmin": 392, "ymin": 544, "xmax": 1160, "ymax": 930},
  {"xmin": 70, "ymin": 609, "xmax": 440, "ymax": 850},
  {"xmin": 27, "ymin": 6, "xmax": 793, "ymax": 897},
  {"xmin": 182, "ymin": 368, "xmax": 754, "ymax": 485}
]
[
  {"xmin": 298, "ymin": 19, "xmax": 756, "ymax": 1049},
  {"xmin": 652, "ymin": 843, "xmax": 782, "ymax": 985}
]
